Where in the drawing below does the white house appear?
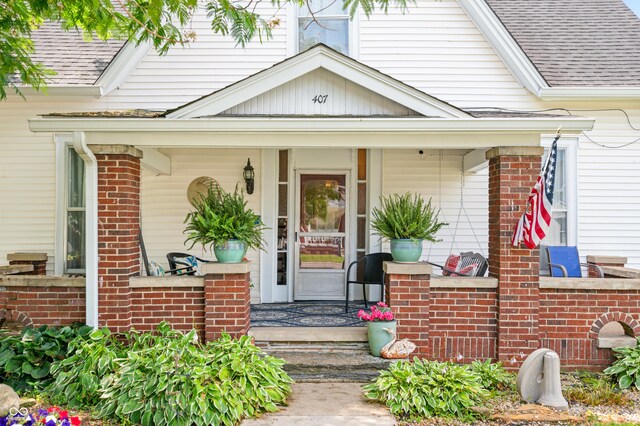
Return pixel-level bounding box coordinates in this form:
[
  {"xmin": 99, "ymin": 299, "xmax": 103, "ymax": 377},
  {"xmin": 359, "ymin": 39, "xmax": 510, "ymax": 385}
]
[{"xmin": 1, "ymin": 0, "xmax": 639, "ymax": 313}]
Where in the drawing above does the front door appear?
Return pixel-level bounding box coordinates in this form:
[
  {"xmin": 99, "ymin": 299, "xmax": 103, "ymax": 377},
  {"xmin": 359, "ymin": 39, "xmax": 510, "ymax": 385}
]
[{"xmin": 294, "ymin": 172, "xmax": 348, "ymax": 300}]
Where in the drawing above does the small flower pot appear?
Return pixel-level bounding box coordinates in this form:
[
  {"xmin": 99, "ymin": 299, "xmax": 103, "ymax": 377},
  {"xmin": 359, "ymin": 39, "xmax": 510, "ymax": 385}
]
[
  {"xmin": 390, "ymin": 239, "xmax": 423, "ymax": 263},
  {"xmin": 367, "ymin": 320, "xmax": 397, "ymax": 357},
  {"xmin": 214, "ymin": 239, "xmax": 247, "ymax": 263}
]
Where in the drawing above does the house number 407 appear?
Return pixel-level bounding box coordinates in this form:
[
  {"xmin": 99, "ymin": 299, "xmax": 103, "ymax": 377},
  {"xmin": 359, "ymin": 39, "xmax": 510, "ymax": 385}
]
[{"xmin": 312, "ymin": 95, "xmax": 328, "ymax": 104}]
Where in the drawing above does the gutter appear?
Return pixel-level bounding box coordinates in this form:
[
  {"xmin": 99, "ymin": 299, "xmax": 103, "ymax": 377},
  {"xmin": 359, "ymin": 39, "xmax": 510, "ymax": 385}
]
[
  {"xmin": 538, "ymin": 87, "xmax": 640, "ymax": 101},
  {"xmin": 12, "ymin": 85, "xmax": 103, "ymax": 98},
  {"xmin": 29, "ymin": 117, "xmax": 596, "ymax": 134},
  {"xmin": 72, "ymin": 131, "xmax": 99, "ymax": 329}
]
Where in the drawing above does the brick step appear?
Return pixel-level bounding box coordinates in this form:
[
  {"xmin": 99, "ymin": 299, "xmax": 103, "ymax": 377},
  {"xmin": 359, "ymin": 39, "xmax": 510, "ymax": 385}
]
[{"xmin": 259, "ymin": 342, "xmax": 397, "ymax": 383}]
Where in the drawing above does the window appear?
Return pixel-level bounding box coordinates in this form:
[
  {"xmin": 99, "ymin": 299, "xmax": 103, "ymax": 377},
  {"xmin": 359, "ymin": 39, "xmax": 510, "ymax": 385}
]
[
  {"xmin": 65, "ymin": 147, "xmax": 86, "ymax": 273},
  {"xmin": 541, "ymin": 138, "xmax": 577, "ymax": 247},
  {"xmin": 298, "ymin": 0, "xmax": 350, "ymax": 55}
]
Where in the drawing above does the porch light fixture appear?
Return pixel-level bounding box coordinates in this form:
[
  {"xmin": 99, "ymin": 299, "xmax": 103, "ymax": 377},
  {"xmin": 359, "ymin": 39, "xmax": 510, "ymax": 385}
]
[{"xmin": 243, "ymin": 158, "xmax": 255, "ymax": 194}]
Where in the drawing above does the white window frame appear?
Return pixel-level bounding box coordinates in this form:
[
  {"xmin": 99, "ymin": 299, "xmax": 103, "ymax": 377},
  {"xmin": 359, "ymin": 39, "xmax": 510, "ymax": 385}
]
[
  {"xmin": 541, "ymin": 136, "xmax": 578, "ymax": 247},
  {"xmin": 286, "ymin": 1, "xmax": 359, "ymax": 59},
  {"xmin": 54, "ymin": 134, "xmax": 86, "ymax": 275}
]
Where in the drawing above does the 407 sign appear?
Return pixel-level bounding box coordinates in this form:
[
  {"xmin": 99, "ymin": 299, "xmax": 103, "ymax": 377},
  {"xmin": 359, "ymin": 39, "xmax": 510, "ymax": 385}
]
[{"xmin": 312, "ymin": 95, "xmax": 328, "ymax": 104}]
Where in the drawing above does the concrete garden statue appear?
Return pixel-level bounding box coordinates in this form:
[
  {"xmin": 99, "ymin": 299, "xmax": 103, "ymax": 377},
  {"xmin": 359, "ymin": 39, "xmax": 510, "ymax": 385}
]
[
  {"xmin": 370, "ymin": 192, "xmax": 446, "ymax": 263},
  {"xmin": 184, "ymin": 186, "xmax": 267, "ymax": 263}
]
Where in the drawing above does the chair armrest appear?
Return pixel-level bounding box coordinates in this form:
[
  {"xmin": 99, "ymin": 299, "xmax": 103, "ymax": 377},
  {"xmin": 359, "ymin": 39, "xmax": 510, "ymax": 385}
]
[
  {"xmin": 548, "ymin": 262, "xmax": 568, "ymax": 277},
  {"xmin": 581, "ymin": 263, "xmax": 604, "ymax": 278},
  {"xmin": 195, "ymin": 256, "xmax": 211, "ymax": 263}
]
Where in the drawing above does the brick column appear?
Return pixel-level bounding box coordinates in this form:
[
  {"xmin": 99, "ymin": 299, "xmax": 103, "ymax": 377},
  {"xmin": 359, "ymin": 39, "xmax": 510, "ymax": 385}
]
[
  {"xmin": 201, "ymin": 262, "xmax": 251, "ymax": 341},
  {"xmin": 486, "ymin": 146, "xmax": 544, "ymax": 367},
  {"xmin": 7, "ymin": 253, "xmax": 47, "ymax": 275},
  {"xmin": 93, "ymin": 145, "xmax": 142, "ymax": 331},
  {"xmin": 383, "ymin": 261, "xmax": 431, "ymax": 357}
]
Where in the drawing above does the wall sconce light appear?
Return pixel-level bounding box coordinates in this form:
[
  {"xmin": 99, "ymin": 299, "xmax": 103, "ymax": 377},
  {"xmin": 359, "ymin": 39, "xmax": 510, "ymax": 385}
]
[{"xmin": 243, "ymin": 158, "xmax": 255, "ymax": 194}]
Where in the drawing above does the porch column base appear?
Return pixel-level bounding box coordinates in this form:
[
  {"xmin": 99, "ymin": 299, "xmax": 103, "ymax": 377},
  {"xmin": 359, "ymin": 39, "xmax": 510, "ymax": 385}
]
[
  {"xmin": 202, "ymin": 262, "xmax": 251, "ymax": 341},
  {"xmin": 383, "ymin": 261, "xmax": 431, "ymax": 357}
]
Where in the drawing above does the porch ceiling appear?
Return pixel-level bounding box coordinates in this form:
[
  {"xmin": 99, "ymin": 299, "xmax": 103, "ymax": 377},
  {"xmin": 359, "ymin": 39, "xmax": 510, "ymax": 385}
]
[{"xmin": 29, "ymin": 116, "xmax": 594, "ymax": 149}]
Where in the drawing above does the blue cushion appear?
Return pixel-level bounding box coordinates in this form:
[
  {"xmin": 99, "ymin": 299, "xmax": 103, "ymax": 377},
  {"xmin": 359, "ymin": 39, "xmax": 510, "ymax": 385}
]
[{"xmin": 148, "ymin": 261, "xmax": 166, "ymax": 276}]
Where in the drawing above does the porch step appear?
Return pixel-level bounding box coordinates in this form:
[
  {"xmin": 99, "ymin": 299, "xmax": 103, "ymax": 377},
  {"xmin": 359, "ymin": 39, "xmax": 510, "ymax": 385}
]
[
  {"xmin": 252, "ymin": 329, "xmax": 396, "ymax": 382},
  {"xmin": 249, "ymin": 326, "xmax": 367, "ymax": 343}
]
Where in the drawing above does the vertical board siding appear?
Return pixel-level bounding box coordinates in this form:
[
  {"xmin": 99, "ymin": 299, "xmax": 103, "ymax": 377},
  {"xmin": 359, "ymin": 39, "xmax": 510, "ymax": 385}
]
[
  {"xmin": 382, "ymin": 149, "xmax": 489, "ymax": 267},
  {"xmin": 140, "ymin": 149, "xmax": 262, "ymax": 302},
  {"xmin": 221, "ymin": 68, "xmax": 418, "ymax": 116}
]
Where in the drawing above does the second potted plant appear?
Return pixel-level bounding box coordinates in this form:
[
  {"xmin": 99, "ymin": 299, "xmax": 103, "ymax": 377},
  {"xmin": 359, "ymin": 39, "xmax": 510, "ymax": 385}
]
[
  {"xmin": 184, "ymin": 186, "xmax": 266, "ymax": 263},
  {"xmin": 370, "ymin": 192, "xmax": 446, "ymax": 263}
]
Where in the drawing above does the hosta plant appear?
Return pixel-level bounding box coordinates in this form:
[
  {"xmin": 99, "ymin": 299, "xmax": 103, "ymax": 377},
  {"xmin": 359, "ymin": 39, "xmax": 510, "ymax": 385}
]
[
  {"xmin": 46, "ymin": 327, "xmax": 126, "ymax": 408},
  {"xmin": 370, "ymin": 193, "xmax": 446, "ymax": 241},
  {"xmin": 0, "ymin": 324, "xmax": 92, "ymax": 393},
  {"xmin": 364, "ymin": 359, "xmax": 488, "ymax": 422},
  {"xmin": 604, "ymin": 338, "xmax": 640, "ymax": 389},
  {"xmin": 96, "ymin": 323, "xmax": 292, "ymax": 426},
  {"xmin": 469, "ymin": 359, "xmax": 514, "ymax": 392}
]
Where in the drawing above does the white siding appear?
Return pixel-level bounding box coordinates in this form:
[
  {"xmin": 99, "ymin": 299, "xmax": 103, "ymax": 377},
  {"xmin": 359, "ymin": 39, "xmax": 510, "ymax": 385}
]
[
  {"xmin": 221, "ymin": 68, "xmax": 418, "ymax": 116},
  {"xmin": 140, "ymin": 149, "xmax": 263, "ymax": 302},
  {"xmin": 382, "ymin": 149, "xmax": 489, "ymax": 267}
]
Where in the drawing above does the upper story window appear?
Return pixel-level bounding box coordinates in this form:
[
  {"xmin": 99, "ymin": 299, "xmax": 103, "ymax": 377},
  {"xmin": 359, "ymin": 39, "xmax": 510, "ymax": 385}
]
[{"xmin": 298, "ymin": 0, "xmax": 350, "ymax": 55}]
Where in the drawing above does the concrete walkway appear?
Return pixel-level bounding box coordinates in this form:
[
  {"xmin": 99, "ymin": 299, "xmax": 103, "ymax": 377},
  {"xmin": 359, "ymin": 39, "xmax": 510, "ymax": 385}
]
[{"xmin": 242, "ymin": 382, "xmax": 396, "ymax": 426}]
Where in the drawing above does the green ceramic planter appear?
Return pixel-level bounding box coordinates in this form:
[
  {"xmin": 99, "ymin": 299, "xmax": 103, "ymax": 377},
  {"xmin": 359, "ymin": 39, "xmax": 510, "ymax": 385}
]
[
  {"xmin": 214, "ymin": 239, "xmax": 247, "ymax": 263},
  {"xmin": 367, "ymin": 320, "xmax": 397, "ymax": 357},
  {"xmin": 390, "ymin": 239, "xmax": 423, "ymax": 263}
]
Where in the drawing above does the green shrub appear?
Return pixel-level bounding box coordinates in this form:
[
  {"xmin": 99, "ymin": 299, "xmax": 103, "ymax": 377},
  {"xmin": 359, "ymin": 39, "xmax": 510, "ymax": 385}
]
[
  {"xmin": 95, "ymin": 323, "xmax": 292, "ymax": 426},
  {"xmin": 469, "ymin": 359, "xmax": 514, "ymax": 392},
  {"xmin": 364, "ymin": 359, "xmax": 488, "ymax": 422},
  {"xmin": 46, "ymin": 327, "xmax": 126, "ymax": 407},
  {"xmin": 0, "ymin": 324, "xmax": 92, "ymax": 393},
  {"xmin": 564, "ymin": 372, "xmax": 629, "ymax": 406},
  {"xmin": 604, "ymin": 339, "xmax": 640, "ymax": 389}
]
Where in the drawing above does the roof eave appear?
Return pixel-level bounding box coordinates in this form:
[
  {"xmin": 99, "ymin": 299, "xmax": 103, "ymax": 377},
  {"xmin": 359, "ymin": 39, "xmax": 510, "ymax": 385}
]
[
  {"xmin": 538, "ymin": 87, "xmax": 640, "ymax": 101},
  {"xmin": 94, "ymin": 41, "xmax": 153, "ymax": 95},
  {"xmin": 458, "ymin": 0, "xmax": 549, "ymax": 96}
]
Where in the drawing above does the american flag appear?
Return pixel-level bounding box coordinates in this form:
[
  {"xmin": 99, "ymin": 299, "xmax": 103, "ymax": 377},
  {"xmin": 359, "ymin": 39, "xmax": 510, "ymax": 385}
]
[{"xmin": 511, "ymin": 135, "xmax": 560, "ymax": 248}]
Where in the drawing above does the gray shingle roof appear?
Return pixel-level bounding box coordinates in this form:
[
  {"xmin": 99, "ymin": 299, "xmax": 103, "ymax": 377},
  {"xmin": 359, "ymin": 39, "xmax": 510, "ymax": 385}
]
[
  {"xmin": 28, "ymin": 22, "xmax": 126, "ymax": 85},
  {"xmin": 485, "ymin": 0, "xmax": 640, "ymax": 86}
]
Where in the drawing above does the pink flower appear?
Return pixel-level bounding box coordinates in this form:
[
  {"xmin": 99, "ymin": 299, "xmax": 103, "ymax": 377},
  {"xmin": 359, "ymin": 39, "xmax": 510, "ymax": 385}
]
[
  {"xmin": 60, "ymin": 410, "xmax": 69, "ymax": 420},
  {"xmin": 357, "ymin": 310, "xmax": 365, "ymax": 318},
  {"xmin": 383, "ymin": 311, "xmax": 394, "ymax": 321},
  {"xmin": 71, "ymin": 416, "xmax": 81, "ymax": 426},
  {"xmin": 377, "ymin": 302, "xmax": 388, "ymax": 308}
]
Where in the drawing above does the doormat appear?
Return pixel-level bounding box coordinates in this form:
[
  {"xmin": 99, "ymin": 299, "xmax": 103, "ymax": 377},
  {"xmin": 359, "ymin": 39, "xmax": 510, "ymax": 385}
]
[{"xmin": 250, "ymin": 302, "xmax": 369, "ymax": 327}]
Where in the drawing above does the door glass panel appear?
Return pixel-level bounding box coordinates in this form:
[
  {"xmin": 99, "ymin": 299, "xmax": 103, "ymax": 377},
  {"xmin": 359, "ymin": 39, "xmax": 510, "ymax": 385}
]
[
  {"xmin": 299, "ymin": 236, "xmax": 345, "ymax": 269},
  {"xmin": 300, "ymin": 175, "xmax": 346, "ymax": 232}
]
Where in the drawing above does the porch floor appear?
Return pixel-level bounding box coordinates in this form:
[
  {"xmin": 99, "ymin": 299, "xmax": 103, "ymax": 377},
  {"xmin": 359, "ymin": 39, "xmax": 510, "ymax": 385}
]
[{"xmin": 250, "ymin": 302, "xmax": 370, "ymax": 327}]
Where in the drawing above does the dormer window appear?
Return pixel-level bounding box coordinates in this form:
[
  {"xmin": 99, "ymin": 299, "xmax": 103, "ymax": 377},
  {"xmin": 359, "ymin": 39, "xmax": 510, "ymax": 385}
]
[{"xmin": 298, "ymin": 0, "xmax": 350, "ymax": 55}]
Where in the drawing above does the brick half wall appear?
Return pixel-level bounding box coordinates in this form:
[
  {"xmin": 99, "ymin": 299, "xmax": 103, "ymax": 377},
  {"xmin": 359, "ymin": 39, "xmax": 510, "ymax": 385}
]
[{"xmin": 0, "ymin": 277, "xmax": 85, "ymax": 327}]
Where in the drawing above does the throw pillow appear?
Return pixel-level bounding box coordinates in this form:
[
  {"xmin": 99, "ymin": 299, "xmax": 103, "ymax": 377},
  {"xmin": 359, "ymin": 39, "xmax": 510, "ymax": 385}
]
[
  {"xmin": 453, "ymin": 262, "xmax": 479, "ymax": 277},
  {"xmin": 148, "ymin": 260, "xmax": 166, "ymax": 276},
  {"xmin": 442, "ymin": 255, "xmax": 460, "ymax": 276}
]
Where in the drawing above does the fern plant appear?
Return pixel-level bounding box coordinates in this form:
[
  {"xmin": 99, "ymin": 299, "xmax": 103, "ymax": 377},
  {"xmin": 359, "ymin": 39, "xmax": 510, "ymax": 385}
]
[
  {"xmin": 370, "ymin": 193, "xmax": 446, "ymax": 241},
  {"xmin": 184, "ymin": 186, "xmax": 267, "ymax": 251}
]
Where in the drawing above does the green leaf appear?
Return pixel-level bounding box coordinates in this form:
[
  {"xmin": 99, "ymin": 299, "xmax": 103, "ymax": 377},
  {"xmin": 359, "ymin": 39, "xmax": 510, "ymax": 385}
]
[{"xmin": 619, "ymin": 375, "xmax": 633, "ymax": 389}]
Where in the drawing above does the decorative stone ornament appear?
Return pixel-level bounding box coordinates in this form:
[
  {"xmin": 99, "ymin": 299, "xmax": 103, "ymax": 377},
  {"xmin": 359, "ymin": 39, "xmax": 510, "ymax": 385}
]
[{"xmin": 517, "ymin": 348, "xmax": 568, "ymax": 411}]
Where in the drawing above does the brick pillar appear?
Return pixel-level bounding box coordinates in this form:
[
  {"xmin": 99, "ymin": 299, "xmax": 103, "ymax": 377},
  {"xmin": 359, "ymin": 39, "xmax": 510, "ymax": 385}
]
[
  {"xmin": 383, "ymin": 261, "xmax": 431, "ymax": 357},
  {"xmin": 201, "ymin": 262, "xmax": 251, "ymax": 341},
  {"xmin": 586, "ymin": 255, "xmax": 627, "ymax": 277},
  {"xmin": 93, "ymin": 145, "xmax": 142, "ymax": 331},
  {"xmin": 486, "ymin": 146, "xmax": 544, "ymax": 367},
  {"xmin": 7, "ymin": 253, "xmax": 48, "ymax": 275}
]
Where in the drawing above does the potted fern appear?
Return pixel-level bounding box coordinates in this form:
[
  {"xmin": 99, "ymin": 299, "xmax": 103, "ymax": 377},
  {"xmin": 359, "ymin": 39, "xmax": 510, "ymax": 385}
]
[
  {"xmin": 370, "ymin": 193, "xmax": 446, "ymax": 263},
  {"xmin": 184, "ymin": 186, "xmax": 266, "ymax": 263}
]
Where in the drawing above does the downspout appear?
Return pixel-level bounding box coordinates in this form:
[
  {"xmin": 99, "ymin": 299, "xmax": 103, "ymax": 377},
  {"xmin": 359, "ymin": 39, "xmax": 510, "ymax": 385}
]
[{"xmin": 73, "ymin": 131, "xmax": 99, "ymax": 328}]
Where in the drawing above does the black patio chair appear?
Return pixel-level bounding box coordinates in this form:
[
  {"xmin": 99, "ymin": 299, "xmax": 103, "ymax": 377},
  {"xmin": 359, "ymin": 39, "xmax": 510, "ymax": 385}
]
[
  {"xmin": 166, "ymin": 252, "xmax": 211, "ymax": 276},
  {"xmin": 345, "ymin": 252, "xmax": 393, "ymax": 313},
  {"xmin": 427, "ymin": 251, "xmax": 488, "ymax": 277}
]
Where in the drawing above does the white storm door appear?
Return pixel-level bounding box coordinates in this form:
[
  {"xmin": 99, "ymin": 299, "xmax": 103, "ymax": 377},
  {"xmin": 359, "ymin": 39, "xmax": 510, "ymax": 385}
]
[{"xmin": 294, "ymin": 171, "xmax": 349, "ymax": 300}]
